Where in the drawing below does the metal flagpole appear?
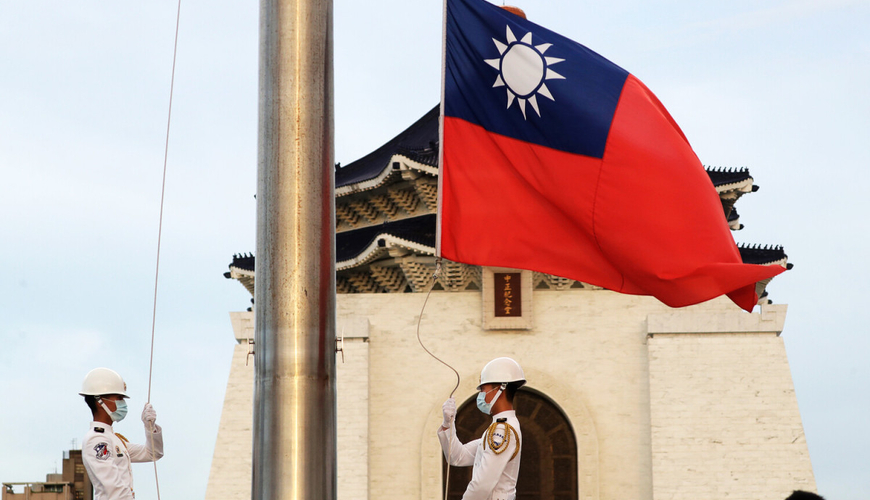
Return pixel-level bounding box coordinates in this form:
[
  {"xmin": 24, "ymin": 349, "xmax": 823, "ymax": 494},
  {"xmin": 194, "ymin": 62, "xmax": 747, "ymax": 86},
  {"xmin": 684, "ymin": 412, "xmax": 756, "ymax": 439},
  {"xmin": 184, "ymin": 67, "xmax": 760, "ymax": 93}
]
[{"xmin": 254, "ymin": 0, "xmax": 336, "ymax": 497}]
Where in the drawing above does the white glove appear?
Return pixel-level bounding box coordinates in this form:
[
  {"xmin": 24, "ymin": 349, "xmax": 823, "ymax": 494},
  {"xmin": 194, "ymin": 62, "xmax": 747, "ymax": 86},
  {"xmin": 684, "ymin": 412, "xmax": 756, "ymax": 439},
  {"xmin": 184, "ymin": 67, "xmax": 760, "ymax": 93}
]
[
  {"xmin": 441, "ymin": 397, "xmax": 456, "ymax": 428},
  {"xmin": 141, "ymin": 403, "xmax": 157, "ymax": 426}
]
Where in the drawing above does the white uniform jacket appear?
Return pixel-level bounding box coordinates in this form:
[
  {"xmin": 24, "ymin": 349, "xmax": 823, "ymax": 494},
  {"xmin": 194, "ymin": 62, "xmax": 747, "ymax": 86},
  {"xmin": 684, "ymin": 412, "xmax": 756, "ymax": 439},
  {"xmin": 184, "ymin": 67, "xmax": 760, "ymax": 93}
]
[
  {"xmin": 82, "ymin": 421, "xmax": 164, "ymax": 500},
  {"xmin": 438, "ymin": 410, "xmax": 522, "ymax": 500}
]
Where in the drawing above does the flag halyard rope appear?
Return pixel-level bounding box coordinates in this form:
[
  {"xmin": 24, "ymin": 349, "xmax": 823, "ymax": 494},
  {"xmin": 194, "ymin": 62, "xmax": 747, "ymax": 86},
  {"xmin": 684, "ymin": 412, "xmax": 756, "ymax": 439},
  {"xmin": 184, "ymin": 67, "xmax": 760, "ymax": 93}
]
[
  {"xmin": 414, "ymin": 258, "xmax": 462, "ymax": 500},
  {"xmin": 146, "ymin": 0, "xmax": 183, "ymax": 498}
]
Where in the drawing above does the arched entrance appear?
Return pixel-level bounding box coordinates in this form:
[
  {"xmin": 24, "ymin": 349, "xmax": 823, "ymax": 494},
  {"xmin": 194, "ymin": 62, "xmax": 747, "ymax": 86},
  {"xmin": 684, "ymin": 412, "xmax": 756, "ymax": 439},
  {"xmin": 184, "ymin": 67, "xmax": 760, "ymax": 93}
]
[{"xmin": 442, "ymin": 387, "xmax": 578, "ymax": 500}]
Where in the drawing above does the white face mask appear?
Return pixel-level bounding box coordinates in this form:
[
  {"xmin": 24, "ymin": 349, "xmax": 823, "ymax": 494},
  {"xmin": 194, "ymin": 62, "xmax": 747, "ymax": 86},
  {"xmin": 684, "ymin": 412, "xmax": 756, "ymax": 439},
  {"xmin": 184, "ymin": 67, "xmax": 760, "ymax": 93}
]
[
  {"xmin": 99, "ymin": 398, "xmax": 128, "ymax": 422},
  {"xmin": 476, "ymin": 385, "xmax": 504, "ymax": 415}
]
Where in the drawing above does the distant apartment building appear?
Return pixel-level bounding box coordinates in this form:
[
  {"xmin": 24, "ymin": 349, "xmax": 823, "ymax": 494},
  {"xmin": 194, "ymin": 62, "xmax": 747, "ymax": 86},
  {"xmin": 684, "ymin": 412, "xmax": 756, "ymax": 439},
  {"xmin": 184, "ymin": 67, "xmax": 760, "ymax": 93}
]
[{"xmin": 2, "ymin": 450, "xmax": 91, "ymax": 500}]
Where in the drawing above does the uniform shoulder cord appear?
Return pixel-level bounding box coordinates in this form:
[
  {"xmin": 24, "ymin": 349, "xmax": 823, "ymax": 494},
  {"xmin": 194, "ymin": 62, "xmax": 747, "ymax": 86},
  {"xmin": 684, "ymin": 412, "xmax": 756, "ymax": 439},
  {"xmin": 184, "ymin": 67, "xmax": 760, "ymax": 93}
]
[
  {"xmin": 115, "ymin": 433, "xmax": 130, "ymax": 452},
  {"xmin": 483, "ymin": 421, "xmax": 520, "ymax": 461},
  {"xmin": 114, "ymin": 432, "xmax": 136, "ymax": 497}
]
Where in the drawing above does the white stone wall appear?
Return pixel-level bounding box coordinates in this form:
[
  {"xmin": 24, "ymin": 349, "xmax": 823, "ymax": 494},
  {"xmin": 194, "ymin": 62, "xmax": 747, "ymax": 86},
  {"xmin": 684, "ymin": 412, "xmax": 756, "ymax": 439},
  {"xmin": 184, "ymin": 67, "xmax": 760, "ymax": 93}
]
[
  {"xmin": 346, "ymin": 289, "xmax": 662, "ymax": 500},
  {"xmin": 336, "ymin": 317, "xmax": 371, "ymax": 500},
  {"xmin": 648, "ymin": 304, "xmax": 816, "ymax": 500},
  {"xmin": 206, "ymin": 290, "xmax": 815, "ymax": 500},
  {"xmin": 205, "ymin": 312, "xmax": 255, "ymax": 500},
  {"xmin": 205, "ymin": 313, "xmax": 372, "ymax": 500}
]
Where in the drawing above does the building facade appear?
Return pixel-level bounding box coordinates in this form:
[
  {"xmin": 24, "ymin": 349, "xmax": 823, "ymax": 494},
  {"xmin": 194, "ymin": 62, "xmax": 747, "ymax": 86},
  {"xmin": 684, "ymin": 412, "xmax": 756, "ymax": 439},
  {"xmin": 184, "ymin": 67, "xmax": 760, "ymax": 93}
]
[
  {"xmin": 206, "ymin": 106, "xmax": 814, "ymax": 500},
  {"xmin": 3, "ymin": 450, "xmax": 91, "ymax": 500}
]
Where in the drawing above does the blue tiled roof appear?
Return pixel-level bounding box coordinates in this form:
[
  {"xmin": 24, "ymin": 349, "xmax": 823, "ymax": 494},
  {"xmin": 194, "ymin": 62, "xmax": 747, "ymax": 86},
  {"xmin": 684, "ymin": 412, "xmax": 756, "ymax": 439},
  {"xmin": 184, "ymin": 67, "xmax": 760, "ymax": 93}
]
[
  {"xmin": 337, "ymin": 215, "xmax": 436, "ymax": 262},
  {"xmin": 336, "ymin": 105, "xmax": 439, "ymax": 188}
]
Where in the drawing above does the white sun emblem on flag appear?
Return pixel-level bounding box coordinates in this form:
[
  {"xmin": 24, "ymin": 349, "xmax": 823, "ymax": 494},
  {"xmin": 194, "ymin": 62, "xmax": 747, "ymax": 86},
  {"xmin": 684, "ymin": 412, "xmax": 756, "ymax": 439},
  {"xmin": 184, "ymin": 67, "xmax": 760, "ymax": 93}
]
[{"xmin": 485, "ymin": 25, "xmax": 565, "ymax": 119}]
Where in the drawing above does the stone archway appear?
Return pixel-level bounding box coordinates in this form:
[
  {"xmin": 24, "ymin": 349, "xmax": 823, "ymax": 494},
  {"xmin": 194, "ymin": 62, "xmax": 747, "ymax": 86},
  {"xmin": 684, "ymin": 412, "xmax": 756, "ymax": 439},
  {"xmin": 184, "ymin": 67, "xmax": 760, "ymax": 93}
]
[{"xmin": 443, "ymin": 387, "xmax": 578, "ymax": 500}]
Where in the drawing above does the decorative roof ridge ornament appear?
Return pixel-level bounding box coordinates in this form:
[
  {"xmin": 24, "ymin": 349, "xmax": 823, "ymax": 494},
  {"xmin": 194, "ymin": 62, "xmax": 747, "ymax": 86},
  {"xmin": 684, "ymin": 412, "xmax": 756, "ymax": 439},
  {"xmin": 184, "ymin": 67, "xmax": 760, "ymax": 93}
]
[
  {"xmin": 705, "ymin": 166, "xmax": 755, "ymax": 187},
  {"xmin": 704, "ymin": 165, "xmax": 751, "ymax": 173},
  {"xmin": 737, "ymin": 243, "xmax": 793, "ymax": 269}
]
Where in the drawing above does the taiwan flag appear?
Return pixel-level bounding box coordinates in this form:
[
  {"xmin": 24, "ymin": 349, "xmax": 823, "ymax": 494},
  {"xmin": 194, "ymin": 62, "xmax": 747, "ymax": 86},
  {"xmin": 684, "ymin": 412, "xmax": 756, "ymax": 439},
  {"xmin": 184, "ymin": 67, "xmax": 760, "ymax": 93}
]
[{"xmin": 436, "ymin": 0, "xmax": 785, "ymax": 312}]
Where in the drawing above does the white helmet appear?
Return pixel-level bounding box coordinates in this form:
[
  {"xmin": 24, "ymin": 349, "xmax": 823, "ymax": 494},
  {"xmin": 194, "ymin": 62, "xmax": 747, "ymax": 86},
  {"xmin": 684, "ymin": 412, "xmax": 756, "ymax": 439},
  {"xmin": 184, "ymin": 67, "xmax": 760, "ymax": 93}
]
[
  {"xmin": 79, "ymin": 368, "xmax": 129, "ymax": 398},
  {"xmin": 477, "ymin": 357, "xmax": 526, "ymax": 390}
]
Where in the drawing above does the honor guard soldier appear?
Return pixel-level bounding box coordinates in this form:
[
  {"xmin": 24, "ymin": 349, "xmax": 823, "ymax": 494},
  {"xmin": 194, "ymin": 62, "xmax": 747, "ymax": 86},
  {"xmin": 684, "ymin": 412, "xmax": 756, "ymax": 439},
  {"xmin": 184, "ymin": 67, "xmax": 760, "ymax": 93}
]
[
  {"xmin": 438, "ymin": 357, "xmax": 525, "ymax": 500},
  {"xmin": 80, "ymin": 368, "xmax": 164, "ymax": 500}
]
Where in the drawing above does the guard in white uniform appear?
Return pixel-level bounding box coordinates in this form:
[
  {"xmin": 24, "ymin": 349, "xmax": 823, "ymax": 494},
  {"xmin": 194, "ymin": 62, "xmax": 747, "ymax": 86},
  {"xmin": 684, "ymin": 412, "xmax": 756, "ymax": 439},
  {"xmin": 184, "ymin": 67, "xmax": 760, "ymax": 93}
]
[
  {"xmin": 79, "ymin": 368, "xmax": 164, "ymax": 500},
  {"xmin": 438, "ymin": 357, "xmax": 526, "ymax": 500}
]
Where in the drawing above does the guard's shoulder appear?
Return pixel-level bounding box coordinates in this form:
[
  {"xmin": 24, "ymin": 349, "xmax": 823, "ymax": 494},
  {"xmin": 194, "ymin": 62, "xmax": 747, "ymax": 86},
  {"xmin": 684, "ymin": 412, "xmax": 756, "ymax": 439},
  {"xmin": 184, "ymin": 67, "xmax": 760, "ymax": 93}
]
[
  {"xmin": 490, "ymin": 429, "xmax": 506, "ymax": 446},
  {"xmin": 84, "ymin": 425, "xmax": 110, "ymax": 442}
]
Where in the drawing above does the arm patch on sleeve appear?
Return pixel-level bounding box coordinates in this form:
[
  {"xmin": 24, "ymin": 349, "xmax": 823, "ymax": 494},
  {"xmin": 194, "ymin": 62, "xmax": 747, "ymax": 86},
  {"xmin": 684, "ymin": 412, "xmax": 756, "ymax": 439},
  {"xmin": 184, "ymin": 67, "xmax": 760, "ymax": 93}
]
[{"xmin": 94, "ymin": 442, "xmax": 112, "ymax": 461}]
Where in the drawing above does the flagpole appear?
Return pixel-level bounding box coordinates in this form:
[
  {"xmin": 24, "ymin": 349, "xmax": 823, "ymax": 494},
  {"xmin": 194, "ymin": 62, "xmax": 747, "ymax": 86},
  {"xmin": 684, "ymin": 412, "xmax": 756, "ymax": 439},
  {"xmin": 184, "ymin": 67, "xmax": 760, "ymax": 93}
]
[
  {"xmin": 435, "ymin": 0, "xmax": 448, "ymax": 257},
  {"xmin": 254, "ymin": 0, "xmax": 336, "ymax": 498}
]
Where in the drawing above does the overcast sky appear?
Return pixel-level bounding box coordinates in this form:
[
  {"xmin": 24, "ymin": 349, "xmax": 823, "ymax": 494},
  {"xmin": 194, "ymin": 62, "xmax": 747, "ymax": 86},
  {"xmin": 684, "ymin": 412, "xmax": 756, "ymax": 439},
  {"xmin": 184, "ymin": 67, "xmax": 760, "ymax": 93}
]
[{"xmin": 1, "ymin": 0, "xmax": 868, "ymax": 499}]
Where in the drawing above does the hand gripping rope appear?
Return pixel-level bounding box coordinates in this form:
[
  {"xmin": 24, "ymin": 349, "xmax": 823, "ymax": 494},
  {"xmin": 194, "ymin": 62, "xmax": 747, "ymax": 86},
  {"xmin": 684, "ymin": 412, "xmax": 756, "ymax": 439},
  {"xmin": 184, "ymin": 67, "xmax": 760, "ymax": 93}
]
[
  {"xmin": 415, "ymin": 258, "xmax": 463, "ymax": 500},
  {"xmin": 145, "ymin": 0, "xmax": 183, "ymax": 498}
]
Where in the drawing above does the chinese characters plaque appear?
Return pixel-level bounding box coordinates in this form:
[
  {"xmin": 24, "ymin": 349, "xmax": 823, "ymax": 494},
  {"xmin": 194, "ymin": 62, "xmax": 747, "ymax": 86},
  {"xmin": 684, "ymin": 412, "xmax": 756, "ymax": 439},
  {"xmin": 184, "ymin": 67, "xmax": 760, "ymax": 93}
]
[{"xmin": 494, "ymin": 272, "xmax": 522, "ymax": 317}]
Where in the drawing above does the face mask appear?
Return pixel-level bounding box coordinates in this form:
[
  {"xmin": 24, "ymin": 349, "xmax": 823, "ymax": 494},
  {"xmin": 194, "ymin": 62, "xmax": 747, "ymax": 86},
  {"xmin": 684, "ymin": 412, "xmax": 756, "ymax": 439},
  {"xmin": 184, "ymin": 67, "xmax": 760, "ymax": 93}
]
[
  {"xmin": 99, "ymin": 398, "xmax": 128, "ymax": 422},
  {"xmin": 476, "ymin": 385, "xmax": 504, "ymax": 415}
]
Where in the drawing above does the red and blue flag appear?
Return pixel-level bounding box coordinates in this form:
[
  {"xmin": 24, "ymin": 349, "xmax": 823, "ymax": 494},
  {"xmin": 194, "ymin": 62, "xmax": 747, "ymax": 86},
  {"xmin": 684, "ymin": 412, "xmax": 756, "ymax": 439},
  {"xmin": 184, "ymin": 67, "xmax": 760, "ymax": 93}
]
[{"xmin": 436, "ymin": 0, "xmax": 785, "ymax": 311}]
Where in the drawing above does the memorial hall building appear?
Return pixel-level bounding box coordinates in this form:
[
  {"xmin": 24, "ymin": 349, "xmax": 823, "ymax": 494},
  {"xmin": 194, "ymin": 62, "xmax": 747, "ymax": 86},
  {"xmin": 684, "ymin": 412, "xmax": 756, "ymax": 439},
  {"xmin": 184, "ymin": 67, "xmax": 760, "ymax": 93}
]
[{"xmin": 205, "ymin": 105, "xmax": 815, "ymax": 500}]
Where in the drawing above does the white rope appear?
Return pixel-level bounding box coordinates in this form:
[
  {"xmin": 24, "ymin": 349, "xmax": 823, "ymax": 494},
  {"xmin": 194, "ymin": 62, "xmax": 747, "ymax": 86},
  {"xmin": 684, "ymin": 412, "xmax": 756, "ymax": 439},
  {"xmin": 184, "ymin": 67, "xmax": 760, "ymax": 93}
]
[
  {"xmin": 415, "ymin": 259, "xmax": 461, "ymax": 395},
  {"xmin": 146, "ymin": 0, "xmax": 183, "ymax": 498},
  {"xmin": 414, "ymin": 258, "xmax": 462, "ymax": 500}
]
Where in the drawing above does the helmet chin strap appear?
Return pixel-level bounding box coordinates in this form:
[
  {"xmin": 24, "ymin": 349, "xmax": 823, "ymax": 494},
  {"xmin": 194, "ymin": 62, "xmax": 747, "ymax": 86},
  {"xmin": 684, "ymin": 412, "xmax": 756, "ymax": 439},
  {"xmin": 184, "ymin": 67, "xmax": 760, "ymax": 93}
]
[
  {"xmin": 96, "ymin": 397, "xmax": 113, "ymax": 417},
  {"xmin": 489, "ymin": 383, "xmax": 508, "ymax": 408}
]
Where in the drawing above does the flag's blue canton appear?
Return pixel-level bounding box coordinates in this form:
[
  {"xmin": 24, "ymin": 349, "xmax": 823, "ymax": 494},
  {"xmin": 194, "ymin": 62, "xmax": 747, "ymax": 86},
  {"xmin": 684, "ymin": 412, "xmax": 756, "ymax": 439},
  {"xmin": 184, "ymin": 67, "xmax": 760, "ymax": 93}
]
[{"xmin": 445, "ymin": 0, "xmax": 630, "ymax": 158}]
